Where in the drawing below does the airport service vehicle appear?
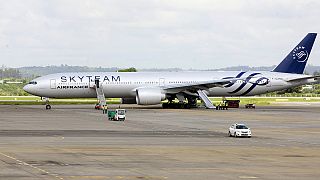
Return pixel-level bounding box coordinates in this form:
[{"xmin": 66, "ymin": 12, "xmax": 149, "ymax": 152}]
[
  {"xmin": 228, "ymin": 124, "xmax": 252, "ymax": 138},
  {"xmin": 107, "ymin": 109, "xmax": 126, "ymax": 121},
  {"xmin": 95, "ymin": 103, "xmax": 103, "ymax": 110},
  {"xmin": 224, "ymin": 100, "xmax": 240, "ymax": 108},
  {"xmin": 245, "ymin": 104, "xmax": 256, "ymax": 109},
  {"xmin": 23, "ymin": 33, "xmax": 320, "ymax": 109}
]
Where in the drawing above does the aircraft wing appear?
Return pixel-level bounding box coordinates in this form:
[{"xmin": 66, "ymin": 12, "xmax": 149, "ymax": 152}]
[{"xmin": 162, "ymin": 78, "xmax": 242, "ymax": 93}]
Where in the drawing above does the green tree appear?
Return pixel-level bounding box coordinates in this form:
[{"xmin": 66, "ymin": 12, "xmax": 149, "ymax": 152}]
[
  {"xmin": 0, "ymin": 68, "xmax": 21, "ymax": 78},
  {"xmin": 276, "ymin": 86, "xmax": 302, "ymax": 94},
  {"xmin": 314, "ymin": 84, "xmax": 320, "ymax": 94},
  {"xmin": 118, "ymin": 67, "xmax": 137, "ymax": 72}
]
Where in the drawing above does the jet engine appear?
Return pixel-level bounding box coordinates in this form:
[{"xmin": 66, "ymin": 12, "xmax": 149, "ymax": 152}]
[{"xmin": 136, "ymin": 88, "xmax": 166, "ymax": 105}]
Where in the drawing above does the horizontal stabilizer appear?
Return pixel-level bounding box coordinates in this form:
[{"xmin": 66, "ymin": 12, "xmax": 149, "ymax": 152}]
[{"xmin": 286, "ymin": 75, "xmax": 320, "ymax": 82}]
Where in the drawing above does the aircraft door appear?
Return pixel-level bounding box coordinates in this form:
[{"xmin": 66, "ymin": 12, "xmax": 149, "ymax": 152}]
[
  {"xmin": 50, "ymin": 79, "xmax": 56, "ymax": 89},
  {"xmin": 267, "ymin": 79, "xmax": 272, "ymax": 87},
  {"xmin": 89, "ymin": 79, "xmax": 95, "ymax": 88},
  {"xmin": 159, "ymin": 78, "xmax": 165, "ymax": 86}
]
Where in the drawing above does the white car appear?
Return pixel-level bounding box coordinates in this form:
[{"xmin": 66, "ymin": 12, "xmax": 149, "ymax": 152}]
[{"xmin": 228, "ymin": 124, "xmax": 252, "ymax": 138}]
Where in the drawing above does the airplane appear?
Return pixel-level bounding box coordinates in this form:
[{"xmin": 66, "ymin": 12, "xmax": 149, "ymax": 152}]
[{"xmin": 23, "ymin": 33, "xmax": 320, "ymax": 109}]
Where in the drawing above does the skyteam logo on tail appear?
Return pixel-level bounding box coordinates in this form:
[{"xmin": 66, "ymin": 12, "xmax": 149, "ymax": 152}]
[{"xmin": 292, "ymin": 46, "xmax": 308, "ymax": 62}]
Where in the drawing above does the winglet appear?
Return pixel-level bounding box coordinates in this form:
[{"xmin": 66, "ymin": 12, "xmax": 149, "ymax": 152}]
[{"xmin": 273, "ymin": 33, "xmax": 317, "ymax": 74}]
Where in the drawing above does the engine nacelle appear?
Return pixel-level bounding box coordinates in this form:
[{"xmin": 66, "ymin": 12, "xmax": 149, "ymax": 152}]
[
  {"xmin": 121, "ymin": 98, "xmax": 137, "ymax": 104},
  {"xmin": 136, "ymin": 88, "xmax": 166, "ymax": 105}
]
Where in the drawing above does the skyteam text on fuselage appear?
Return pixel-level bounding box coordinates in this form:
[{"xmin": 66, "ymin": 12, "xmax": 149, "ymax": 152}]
[{"xmin": 23, "ymin": 33, "xmax": 320, "ymax": 109}]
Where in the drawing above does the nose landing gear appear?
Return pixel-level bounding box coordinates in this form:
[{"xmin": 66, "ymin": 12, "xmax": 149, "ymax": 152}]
[{"xmin": 42, "ymin": 97, "xmax": 51, "ymax": 110}]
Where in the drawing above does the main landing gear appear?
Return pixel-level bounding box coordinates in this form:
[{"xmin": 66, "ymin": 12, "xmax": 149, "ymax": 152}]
[
  {"xmin": 162, "ymin": 102, "xmax": 191, "ymax": 109},
  {"xmin": 46, "ymin": 104, "xmax": 51, "ymax": 110},
  {"xmin": 162, "ymin": 95, "xmax": 198, "ymax": 109}
]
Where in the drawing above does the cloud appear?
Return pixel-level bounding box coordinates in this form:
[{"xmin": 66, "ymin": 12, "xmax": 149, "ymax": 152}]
[{"xmin": 0, "ymin": 0, "xmax": 320, "ymax": 69}]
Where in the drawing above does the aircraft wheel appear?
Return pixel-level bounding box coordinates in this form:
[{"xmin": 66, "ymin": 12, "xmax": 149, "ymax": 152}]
[
  {"xmin": 184, "ymin": 104, "xmax": 191, "ymax": 109},
  {"xmin": 162, "ymin": 103, "xmax": 168, "ymax": 109},
  {"xmin": 45, "ymin": 104, "xmax": 51, "ymax": 110}
]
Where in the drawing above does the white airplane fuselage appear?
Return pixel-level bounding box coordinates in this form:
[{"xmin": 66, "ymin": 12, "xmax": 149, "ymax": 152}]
[{"xmin": 23, "ymin": 71, "xmax": 317, "ymax": 99}]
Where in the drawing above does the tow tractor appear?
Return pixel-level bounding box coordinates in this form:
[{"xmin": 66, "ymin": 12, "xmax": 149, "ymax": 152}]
[{"xmin": 107, "ymin": 109, "xmax": 126, "ymax": 121}]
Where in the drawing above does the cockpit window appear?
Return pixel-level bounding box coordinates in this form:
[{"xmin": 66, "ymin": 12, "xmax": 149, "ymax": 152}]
[{"xmin": 28, "ymin": 81, "xmax": 37, "ymax": 85}]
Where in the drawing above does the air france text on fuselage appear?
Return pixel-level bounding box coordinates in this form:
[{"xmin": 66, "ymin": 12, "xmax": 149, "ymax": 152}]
[{"xmin": 57, "ymin": 85, "xmax": 89, "ymax": 89}]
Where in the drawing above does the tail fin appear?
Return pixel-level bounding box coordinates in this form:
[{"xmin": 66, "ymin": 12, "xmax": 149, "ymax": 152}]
[{"xmin": 273, "ymin": 33, "xmax": 317, "ymax": 74}]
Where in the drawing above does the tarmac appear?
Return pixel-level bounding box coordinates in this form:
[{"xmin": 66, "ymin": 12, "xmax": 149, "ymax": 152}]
[{"xmin": 0, "ymin": 104, "xmax": 319, "ymax": 180}]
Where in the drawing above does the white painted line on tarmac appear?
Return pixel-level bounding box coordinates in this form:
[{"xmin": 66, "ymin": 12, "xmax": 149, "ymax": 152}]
[
  {"xmin": 239, "ymin": 176, "xmax": 259, "ymax": 179},
  {"xmin": 0, "ymin": 151, "xmax": 64, "ymax": 180}
]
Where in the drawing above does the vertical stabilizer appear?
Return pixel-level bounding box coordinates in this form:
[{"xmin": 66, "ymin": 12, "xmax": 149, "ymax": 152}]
[{"xmin": 273, "ymin": 33, "xmax": 317, "ymax": 74}]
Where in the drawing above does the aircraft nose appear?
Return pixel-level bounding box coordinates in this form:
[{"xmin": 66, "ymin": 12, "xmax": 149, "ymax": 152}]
[
  {"xmin": 23, "ymin": 84, "xmax": 31, "ymax": 93},
  {"xmin": 23, "ymin": 84, "xmax": 36, "ymax": 95},
  {"xmin": 23, "ymin": 80, "xmax": 41, "ymax": 96}
]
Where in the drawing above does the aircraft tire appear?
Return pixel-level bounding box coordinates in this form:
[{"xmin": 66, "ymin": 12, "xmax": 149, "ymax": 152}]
[
  {"xmin": 162, "ymin": 103, "xmax": 168, "ymax": 109},
  {"xmin": 45, "ymin": 105, "xmax": 51, "ymax": 110}
]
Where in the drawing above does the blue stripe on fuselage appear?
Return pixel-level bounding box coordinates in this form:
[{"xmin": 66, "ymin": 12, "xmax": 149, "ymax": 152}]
[
  {"xmin": 223, "ymin": 71, "xmax": 246, "ymax": 88},
  {"xmin": 228, "ymin": 73, "xmax": 261, "ymax": 94}
]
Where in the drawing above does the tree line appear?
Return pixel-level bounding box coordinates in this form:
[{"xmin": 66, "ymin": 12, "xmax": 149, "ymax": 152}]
[{"xmin": 0, "ymin": 68, "xmax": 21, "ymax": 78}]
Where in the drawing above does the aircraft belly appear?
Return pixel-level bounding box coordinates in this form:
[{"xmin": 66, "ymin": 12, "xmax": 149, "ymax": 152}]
[{"xmin": 104, "ymin": 85, "xmax": 136, "ymax": 98}]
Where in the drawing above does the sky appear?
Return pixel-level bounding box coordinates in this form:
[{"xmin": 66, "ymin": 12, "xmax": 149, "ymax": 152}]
[{"xmin": 0, "ymin": 0, "xmax": 320, "ymax": 69}]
